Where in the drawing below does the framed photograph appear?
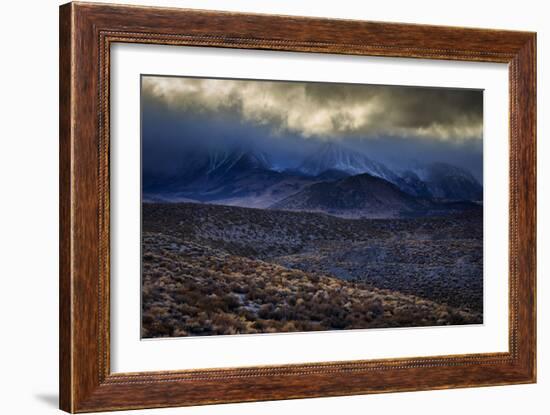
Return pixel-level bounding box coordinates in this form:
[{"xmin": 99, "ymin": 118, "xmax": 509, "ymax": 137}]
[{"xmin": 59, "ymin": 2, "xmax": 536, "ymax": 412}]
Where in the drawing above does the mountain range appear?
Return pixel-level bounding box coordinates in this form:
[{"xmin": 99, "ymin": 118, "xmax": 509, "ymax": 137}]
[{"xmin": 143, "ymin": 142, "xmax": 483, "ymax": 218}]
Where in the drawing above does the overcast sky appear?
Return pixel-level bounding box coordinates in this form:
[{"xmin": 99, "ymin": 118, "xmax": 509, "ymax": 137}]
[
  {"xmin": 143, "ymin": 75, "xmax": 482, "ymax": 142},
  {"xmin": 141, "ymin": 75, "xmax": 483, "ymax": 180}
]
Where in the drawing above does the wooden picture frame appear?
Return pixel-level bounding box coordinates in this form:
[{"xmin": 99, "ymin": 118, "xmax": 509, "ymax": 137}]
[{"xmin": 59, "ymin": 2, "xmax": 536, "ymax": 412}]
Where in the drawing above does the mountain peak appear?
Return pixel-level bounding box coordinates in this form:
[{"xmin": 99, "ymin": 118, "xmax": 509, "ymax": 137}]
[
  {"xmin": 298, "ymin": 142, "xmax": 398, "ymax": 182},
  {"xmin": 401, "ymin": 162, "xmax": 483, "ymax": 201},
  {"xmin": 206, "ymin": 148, "xmax": 271, "ymax": 176}
]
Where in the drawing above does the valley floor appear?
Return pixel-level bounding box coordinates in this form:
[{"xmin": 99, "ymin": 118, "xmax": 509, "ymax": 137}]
[{"xmin": 141, "ymin": 202, "xmax": 483, "ymax": 338}]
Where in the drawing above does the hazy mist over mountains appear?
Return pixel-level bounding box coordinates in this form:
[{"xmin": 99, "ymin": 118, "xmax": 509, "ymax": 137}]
[
  {"xmin": 142, "ymin": 76, "xmax": 483, "ymax": 216},
  {"xmin": 142, "ymin": 77, "xmax": 482, "ymax": 180}
]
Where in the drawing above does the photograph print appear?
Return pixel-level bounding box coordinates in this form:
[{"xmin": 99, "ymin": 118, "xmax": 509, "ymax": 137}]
[{"xmin": 141, "ymin": 75, "xmax": 484, "ymax": 338}]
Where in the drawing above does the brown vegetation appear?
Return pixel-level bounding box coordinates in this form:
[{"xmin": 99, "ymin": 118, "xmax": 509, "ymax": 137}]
[{"xmin": 141, "ymin": 225, "xmax": 482, "ymax": 338}]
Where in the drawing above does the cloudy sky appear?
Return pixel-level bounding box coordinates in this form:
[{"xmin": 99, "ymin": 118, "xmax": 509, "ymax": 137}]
[{"xmin": 141, "ymin": 75, "xmax": 483, "ymax": 179}]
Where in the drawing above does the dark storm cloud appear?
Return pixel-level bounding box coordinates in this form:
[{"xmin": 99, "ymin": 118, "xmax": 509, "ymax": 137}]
[
  {"xmin": 141, "ymin": 98, "xmax": 319, "ymax": 175},
  {"xmin": 142, "ymin": 76, "xmax": 483, "ymax": 141}
]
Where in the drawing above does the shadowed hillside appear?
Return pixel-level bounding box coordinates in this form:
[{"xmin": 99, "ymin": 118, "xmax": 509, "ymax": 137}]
[{"xmin": 270, "ymin": 172, "xmax": 429, "ymax": 218}]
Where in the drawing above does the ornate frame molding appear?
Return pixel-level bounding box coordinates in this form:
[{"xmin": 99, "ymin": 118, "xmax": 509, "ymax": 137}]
[{"xmin": 60, "ymin": 2, "xmax": 536, "ymax": 412}]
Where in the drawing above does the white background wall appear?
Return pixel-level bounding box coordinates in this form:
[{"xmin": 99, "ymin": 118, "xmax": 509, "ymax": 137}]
[{"xmin": 0, "ymin": 0, "xmax": 547, "ymax": 414}]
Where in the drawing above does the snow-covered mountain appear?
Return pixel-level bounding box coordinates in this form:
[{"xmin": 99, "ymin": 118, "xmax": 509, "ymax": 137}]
[
  {"xmin": 298, "ymin": 142, "xmax": 399, "ymax": 183},
  {"xmin": 144, "ymin": 148, "xmax": 271, "ymax": 191},
  {"xmin": 143, "ymin": 148, "xmax": 318, "ymax": 207},
  {"xmin": 204, "ymin": 149, "xmax": 272, "ymax": 176},
  {"xmin": 143, "ymin": 143, "xmax": 483, "ymax": 210},
  {"xmin": 295, "ymin": 143, "xmax": 483, "ymax": 201},
  {"xmin": 399, "ymin": 163, "xmax": 483, "ymax": 201}
]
